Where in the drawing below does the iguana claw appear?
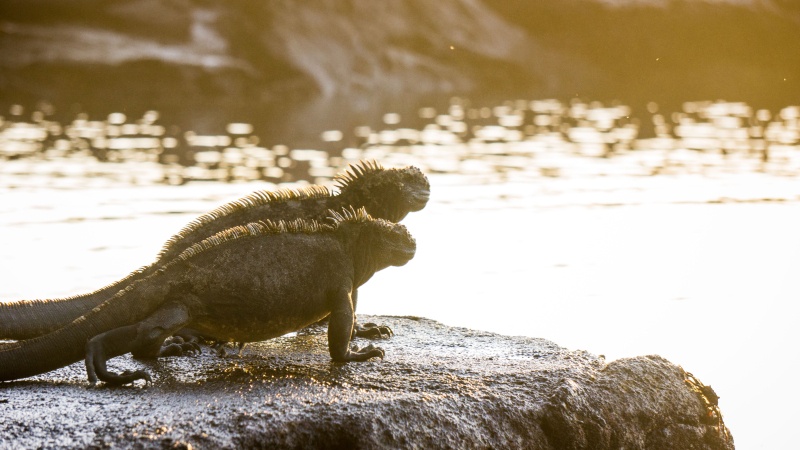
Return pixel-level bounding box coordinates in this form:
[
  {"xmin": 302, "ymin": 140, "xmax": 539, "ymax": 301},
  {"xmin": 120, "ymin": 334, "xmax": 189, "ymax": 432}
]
[
  {"xmin": 343, "ymin": 343, "xmax": 385, "ymax": 361},
  {"xmin": 100, "ymin": 369, "xmax": 151, "ymax": 387},
  {"xmin": 212, "ymin": 341, "xmax": 245, "ymax": 358},
  {"xmin": 158, "ymin": 341, "xmax": 201, "ymax": 357},
  {"xmin": 354, "ymin": 322, "xmax": 394, "ymax": 339}
]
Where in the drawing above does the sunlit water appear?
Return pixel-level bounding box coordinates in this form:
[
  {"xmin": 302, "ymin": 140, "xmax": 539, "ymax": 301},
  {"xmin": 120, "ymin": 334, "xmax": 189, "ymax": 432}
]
[{"xmin": 3, "ymin": 98, "xmax": 800, "ymax": 448}]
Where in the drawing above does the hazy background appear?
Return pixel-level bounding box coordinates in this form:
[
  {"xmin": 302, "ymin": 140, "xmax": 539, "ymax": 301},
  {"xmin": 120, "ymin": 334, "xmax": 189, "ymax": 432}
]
[{"xmin": 1, "ymin": 0, "xmax": 799, "ymax": 145}]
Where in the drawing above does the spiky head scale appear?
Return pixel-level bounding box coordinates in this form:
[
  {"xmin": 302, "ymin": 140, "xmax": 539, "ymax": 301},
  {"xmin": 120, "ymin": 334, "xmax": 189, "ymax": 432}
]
[
  {"xmin": 335, "ymin": 161, "xmax": 430, "ymax": 222},
  {"xmin": 332, "ymin": 160, "xmax": 385, "ymax": 191}
]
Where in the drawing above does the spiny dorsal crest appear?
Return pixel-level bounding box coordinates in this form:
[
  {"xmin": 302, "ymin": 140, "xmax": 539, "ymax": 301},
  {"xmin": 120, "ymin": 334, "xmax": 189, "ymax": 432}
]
[
  {"xmin": 156, "ymin": 184, "xmax": 332, "ymax": 261},
  {"xmin": 327, "ymin": 206, "xmax": 373, "ymax": 225},
  {"xmin": 333, "ymin": 160, "xmax": 384, "ymax": 191},
  {"xmin": 168, "ymin": 216, "xmax": 334, "ymax": 266}
]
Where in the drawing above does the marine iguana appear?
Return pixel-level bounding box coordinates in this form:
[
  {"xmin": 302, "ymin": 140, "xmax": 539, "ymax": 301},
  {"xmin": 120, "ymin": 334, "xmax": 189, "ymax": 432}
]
[
  {"xmin": 0, "ymin": 207, "xmax": 416, "ymax": 385},
  {"xmin": 0, "ymin": 161, "xmax": 429, "ymax": 341}
]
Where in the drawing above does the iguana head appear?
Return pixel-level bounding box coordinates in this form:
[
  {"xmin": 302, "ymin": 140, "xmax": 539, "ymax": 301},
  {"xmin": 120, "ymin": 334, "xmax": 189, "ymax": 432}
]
[
  {"xmin": 335, "ymin": 161, "xmax": 431, "ymax": 223},
  {"xmin": 390, "ymin": 165, "xmax": 431, "ymax": 214},
  {"xmin": 369, "ymin": 218, "xmax": 417, "ymax": 267},
  {"xmin": 328, "ymin": 207, "xmax": 417, "ymax": 268}
]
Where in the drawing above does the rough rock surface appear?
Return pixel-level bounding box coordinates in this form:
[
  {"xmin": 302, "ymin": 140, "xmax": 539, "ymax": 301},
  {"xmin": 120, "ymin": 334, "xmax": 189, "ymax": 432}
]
[{"xmin": 0, "ymin": 316, "xmax": 733, "ymax": 449}]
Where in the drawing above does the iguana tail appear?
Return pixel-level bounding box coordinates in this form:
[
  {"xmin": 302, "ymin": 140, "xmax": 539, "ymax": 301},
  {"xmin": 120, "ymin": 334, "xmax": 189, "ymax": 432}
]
[
  {"xmin": 0, "ymin": 265, "xmax": 153, "ymax": 340},
  {"xmin": 0, "ymin": 277, "xmax": 169, "ymax": 382},
  {"xmin": 0, "ymin": 294, "xmax": 106, "ymax": 340}
]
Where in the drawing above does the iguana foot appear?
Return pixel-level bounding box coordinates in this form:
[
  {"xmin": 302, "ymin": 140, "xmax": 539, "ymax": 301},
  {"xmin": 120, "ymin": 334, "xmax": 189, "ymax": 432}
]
[
  {"xmin": 85, "ymin": 303, "xmax": 191, "ymax": 385},
  {"xmin": 169, "ymin": 328, "xmax": 209, "ymax": 345},
  {"xmin": 298, "ymin": 321, "xmax": 327, "ymax": 336},
  {"xmin": 158, "ymin": 338, "xmax": 201, "ymax": 357},
  {"xmin": 214, "ymin": 341, "xmax": 246, "ymax": 358},
  {"xmin": 334, "ymin": 344, "xmax": 385, "ymax": 362},
  {"xmin": 85, "ymin": 349, "xmax": 152, "ymax": 387},
  {"xmin": 354, "ymin": 322, "xmax": 393, "ymax": 339},
  {"xmin": 103, "ymin": 370, "xmax": 153, "ymax": 387},
  {"xmin": 85, "ymin": 325, "xmax": 154, "ymax": 386}
]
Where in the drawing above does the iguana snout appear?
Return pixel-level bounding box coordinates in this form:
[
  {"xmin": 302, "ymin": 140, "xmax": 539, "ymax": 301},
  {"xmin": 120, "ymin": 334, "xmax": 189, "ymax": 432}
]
[
  {"xmin": 377, "ymin": 220, "xmax": 416, "ymax": 267},
  {"xmin": 400, "ymin": 166, "xmax": 431, "ymax": 212},
  {"xmin": 407, "ymin": 189, "xmax": 430, "ymax": 212}
]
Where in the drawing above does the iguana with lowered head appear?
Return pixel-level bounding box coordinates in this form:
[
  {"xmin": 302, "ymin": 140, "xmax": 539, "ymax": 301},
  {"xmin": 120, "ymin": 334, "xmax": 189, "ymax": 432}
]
[
  {"xmin": 0, "ymin": 161, "xmax": 429, "ymax": 341},
  {"xmin": 0, "ymin": 207, "xmax": 416, "ymax": 385}
]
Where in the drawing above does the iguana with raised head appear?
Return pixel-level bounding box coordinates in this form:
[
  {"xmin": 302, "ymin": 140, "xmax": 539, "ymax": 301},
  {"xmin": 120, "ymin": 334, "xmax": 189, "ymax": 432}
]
[
  {"xmin": 0, "ymin": 161, "xmax": 429, "ymax": 341},
  {"xmin": 0, "ymin": 207, "xmax": 416, "ymax": 385}
]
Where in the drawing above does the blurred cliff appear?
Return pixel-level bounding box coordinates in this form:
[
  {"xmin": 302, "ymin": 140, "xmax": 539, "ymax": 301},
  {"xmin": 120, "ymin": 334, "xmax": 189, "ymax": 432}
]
[{"xmin": 1, "ymin": 0, "xmax": 798, "ymax": 144}]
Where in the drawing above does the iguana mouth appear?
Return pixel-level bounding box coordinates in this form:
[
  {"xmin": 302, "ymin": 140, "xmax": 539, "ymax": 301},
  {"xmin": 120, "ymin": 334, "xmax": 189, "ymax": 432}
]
[
  {"xmin": 393, "ymin": 249, "xmax": 416, "ymax": 266},
  {"xmin": 408, "ymin": 190, "xmax": 430, "ymax": 211},
  {"xmin": 392, "ymin": 241, "xmax": 416, "ymax": 266}
]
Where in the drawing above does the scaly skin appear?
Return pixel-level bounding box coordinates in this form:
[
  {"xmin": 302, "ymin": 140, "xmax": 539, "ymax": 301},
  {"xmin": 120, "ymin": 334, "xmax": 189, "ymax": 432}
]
[
  {"xmin": 0, "ymin": 207, "xmax": 416, "ymax": 385},
  {"xmin": 0, "ymin": 161, "xmax": 429, "ymax": 341}
]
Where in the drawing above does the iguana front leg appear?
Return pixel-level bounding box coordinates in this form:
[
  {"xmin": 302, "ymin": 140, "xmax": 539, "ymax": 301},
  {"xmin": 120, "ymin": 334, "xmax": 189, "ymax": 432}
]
[
  {"xmin": 304, "ymin": 289, "xmax": 393, "ymax": 341},
  {"xmin": 328, "ymin": 288, "xmax": 385, "ymax": 362},
  {"xmin": 84, "ymin": 302, "xmax": 192, "ymax": 386}
]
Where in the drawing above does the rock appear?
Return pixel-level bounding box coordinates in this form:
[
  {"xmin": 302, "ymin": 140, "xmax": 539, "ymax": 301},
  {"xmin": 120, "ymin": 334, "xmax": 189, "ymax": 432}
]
[{"xmin": 0, "ymin": 316, "xmax": 732, "ymax": 449}]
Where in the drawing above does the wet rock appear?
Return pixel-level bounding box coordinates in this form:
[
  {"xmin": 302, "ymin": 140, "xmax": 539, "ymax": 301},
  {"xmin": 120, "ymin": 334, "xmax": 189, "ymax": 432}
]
[{"xmin": 0, "ymin": 316, "xmax": 733, "ymax": 449}]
